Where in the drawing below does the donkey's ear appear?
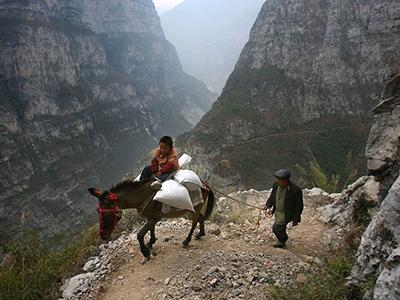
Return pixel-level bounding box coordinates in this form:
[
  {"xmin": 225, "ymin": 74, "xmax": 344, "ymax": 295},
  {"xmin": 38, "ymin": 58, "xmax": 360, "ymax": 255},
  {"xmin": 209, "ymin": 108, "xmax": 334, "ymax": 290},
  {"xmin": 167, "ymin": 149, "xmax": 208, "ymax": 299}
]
[{"xmin": 88, "ymin": 188, "xmax": 102, "ymax": 198}]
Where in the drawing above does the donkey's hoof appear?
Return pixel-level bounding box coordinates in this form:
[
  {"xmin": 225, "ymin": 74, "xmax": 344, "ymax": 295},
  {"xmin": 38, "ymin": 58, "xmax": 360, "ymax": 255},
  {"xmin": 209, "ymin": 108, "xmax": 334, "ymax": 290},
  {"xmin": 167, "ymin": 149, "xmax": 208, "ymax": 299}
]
[
  {"xmin": 141, "ymin": 247, "xmax": 151, "ymax": 259},
  {"xmin": 182, "ymin": 240, "xmax": 190, "ymax": 248},
  {"xmin": 195, "ymin": 234, "xmax": 205, "ymax": 240},
  {"xmin": 140, "ymin": 256, "xmax": 151, "ymax": 264}
]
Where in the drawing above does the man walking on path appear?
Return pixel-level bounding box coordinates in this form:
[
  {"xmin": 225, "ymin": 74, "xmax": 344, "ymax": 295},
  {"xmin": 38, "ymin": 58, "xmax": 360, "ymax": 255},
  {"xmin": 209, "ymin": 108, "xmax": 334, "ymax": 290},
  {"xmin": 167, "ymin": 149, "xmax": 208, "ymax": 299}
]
[{"xmin": 264, "ymin": 169, "xmax": 303, "ymax": 248}]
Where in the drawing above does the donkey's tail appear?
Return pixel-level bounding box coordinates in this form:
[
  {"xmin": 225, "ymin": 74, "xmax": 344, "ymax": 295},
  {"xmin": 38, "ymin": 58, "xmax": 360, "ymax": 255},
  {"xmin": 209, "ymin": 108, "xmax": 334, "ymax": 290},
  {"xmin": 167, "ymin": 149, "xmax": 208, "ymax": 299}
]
[{"xmin": 203, "ymin": 186, "xmax": 215, "ymax": 220}]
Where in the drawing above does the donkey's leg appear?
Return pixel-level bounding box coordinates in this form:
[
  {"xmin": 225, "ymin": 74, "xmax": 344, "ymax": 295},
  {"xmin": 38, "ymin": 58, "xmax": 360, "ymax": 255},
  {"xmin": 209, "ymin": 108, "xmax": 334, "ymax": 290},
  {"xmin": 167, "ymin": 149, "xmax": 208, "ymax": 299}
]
[
  {"xmin": 195, "ymin": 215, "xmax": 206, "ymax": 240},
  {"xmin": 137, "ymin": 220, "xmax": 155, "ymax": 259},
  {"xmin": 146, "ymin": 223, "xmax": 157, "ymax": 249},
  {"xmin": 183, "ymin": 213, "xmax": 200, "ymax": 247}
]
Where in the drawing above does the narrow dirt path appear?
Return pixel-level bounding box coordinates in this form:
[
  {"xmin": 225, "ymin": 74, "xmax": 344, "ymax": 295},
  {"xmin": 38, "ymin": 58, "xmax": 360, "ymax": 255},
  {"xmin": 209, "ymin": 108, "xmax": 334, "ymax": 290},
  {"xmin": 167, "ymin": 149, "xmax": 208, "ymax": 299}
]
[
  {"xmin": 236, "ymin": 123, "xmax": 371, "ymax": 145},
  {"xmin": 96, "ymin": 190, "xmax": 328, "ymax": 300}
]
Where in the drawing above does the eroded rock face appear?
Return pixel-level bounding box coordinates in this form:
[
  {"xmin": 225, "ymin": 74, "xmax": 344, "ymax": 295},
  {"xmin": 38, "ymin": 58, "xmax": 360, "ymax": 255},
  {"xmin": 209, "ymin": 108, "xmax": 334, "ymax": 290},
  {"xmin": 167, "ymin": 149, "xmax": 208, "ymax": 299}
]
[
  {"xmin": 318, "ymin": 73, "xmax": 400, "ymax": 298},
  {"xmin": 80, "ymin": 0, "xmax": 216, "ymax": 127},
  {"xmin": 374, "ymin": 247, "xmax": 400, "ymax": 300},
  {"xmin": 318, "ymin": 176, "xmax": 380, "ymax": 247},
  {"xmin": 348, "ymin": 176, "xmax": 400, "ymax": 299},
  {"xmin": 366, "ymin": 74, "xmax": 400, "ymax": 193},
  {"xmin": 345, "ymin": 74, "xmax": 400, "ymax": 299},
  {"xmin": 182, "ymin": 0, "xmax": 400, "ymax": 189},
  {"xmin": 0, "ymin": 0, "xmax": 214, "ymax": 241}
]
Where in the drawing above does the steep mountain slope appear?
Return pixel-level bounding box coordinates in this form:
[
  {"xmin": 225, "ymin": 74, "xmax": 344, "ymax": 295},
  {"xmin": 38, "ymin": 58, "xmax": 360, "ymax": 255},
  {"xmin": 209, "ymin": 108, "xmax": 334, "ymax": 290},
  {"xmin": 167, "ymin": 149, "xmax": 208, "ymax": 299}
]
[
  {"xmin": 161, "ymin": 0, "xmax": 265, "ymax": 93},
  {"xmin": 81, "ymin": 0, "xmax": 216, "ymax": 127},
  {"xmin": 182, "ymin": 0, "xmax": 400, "ymax": 189},
  {"xmin": 0, "ymin": 0, "xmax": 214, "ymax": 241}
]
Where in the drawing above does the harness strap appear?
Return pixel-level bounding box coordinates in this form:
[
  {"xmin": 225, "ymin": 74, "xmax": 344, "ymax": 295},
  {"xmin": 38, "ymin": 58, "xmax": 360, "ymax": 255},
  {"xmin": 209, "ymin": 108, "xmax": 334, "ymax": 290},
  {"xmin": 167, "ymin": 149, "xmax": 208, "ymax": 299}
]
[
  {"xmin": 97, "ymin": 203, "xmax": 121, "ymax": 236},
  {"xmin": 139, "ymin": 190, "xmax": 158, "ymax": 216}
]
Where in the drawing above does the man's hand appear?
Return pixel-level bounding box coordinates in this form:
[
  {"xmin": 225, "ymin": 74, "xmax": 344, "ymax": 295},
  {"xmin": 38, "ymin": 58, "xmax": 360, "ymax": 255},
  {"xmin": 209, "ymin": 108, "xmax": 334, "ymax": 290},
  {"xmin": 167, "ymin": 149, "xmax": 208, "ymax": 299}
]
[
  {"xmin": 154, "ymin": 172, "xmax": 161, "ymax": 177},
  {"xmin": 292, "ymin": 221, "xmax": 298, "ymax": 227}
]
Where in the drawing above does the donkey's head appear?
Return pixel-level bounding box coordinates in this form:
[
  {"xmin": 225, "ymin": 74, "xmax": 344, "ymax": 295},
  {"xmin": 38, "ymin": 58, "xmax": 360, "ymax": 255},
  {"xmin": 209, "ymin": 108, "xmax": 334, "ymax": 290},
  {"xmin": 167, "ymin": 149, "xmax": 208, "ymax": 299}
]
[{"xmin": 88, "ymin": 188, "xmax": 122, "ymax": 240}]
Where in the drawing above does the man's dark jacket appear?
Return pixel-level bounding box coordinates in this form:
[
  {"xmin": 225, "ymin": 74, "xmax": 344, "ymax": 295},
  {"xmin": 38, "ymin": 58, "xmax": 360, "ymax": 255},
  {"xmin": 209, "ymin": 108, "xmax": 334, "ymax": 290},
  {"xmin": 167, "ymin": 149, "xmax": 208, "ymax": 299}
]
[{"xmin": 266, "ymin": 181, "xmax": 304, "ymax": 224}]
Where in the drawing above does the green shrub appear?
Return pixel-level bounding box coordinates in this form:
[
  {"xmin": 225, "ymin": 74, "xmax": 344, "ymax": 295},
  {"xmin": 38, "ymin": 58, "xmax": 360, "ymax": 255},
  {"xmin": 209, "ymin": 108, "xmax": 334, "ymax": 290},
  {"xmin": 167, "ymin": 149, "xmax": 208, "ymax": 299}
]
[
  {"xmin": 295, "ymin": 151, "xmax": 358, "ymax": 193},
  {"xmin": 352, "ymin": 196, "xmax": 375, "ymax": 226},
  {"xmin": 0, "ymin": 227, "xmax": 98, "ymax": 300},
  {"xmin": 268, "ymin": 254, "xmax": 353, "ymax": 300}
]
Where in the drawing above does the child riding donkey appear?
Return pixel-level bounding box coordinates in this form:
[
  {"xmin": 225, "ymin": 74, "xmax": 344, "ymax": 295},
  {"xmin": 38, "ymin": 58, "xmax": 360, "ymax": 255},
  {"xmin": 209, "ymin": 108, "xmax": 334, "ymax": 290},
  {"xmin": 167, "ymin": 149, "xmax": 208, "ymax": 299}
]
[{"xmin": 140, "ymin": 136, "xmax": 179, "ymax": 182}]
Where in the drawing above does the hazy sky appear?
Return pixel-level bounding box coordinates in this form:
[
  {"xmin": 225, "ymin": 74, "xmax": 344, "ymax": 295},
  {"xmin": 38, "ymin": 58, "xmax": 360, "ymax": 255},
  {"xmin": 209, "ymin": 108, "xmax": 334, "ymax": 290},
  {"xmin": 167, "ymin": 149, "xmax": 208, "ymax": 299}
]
[{"xmin": 153, "ymin": 0, "xmax": 185, "ymax": 15}]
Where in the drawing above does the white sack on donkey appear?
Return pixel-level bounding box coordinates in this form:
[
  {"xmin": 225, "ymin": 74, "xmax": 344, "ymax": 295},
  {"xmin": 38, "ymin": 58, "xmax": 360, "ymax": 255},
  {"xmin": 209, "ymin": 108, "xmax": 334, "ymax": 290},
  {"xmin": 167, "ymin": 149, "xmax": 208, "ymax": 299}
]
[
  {"xmin": 153, "ymin": 179, "xmax": 195, "ymax": 212},
  {"xmin": 153, "ymin": 154, "xmax": 200, "ymax": 212},
  {"xmin": 134, "ymin": 153, "xmax": 202, "ymax": 212},
  {"xmin": 174, "ymin": 169, "xmax": 202, "ymax": 191}
]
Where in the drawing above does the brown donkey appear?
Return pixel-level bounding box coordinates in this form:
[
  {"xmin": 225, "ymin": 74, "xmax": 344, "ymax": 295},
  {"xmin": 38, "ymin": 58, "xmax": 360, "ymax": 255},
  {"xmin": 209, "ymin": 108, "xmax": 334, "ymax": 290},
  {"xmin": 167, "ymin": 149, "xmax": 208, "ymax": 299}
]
[{"xmin": 88, "ymin": 179, "xmax": 215, "ymax": 259}]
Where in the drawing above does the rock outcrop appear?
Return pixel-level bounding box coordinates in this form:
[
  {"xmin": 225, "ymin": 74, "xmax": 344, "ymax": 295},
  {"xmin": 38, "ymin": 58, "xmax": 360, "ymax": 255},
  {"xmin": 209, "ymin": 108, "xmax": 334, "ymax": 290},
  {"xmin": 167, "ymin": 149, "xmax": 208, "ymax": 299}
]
[
  {"xmin": 0, "ymin": 0, "xmax": 214, "ymax": 241},
  {"xmin": 318, "ymin": 175, "xmax": 380, "ymax": 247},
  {"xmin": 318, "ymin": 72, "xmax": 400, "ymax": 298},
  {"xmin": 182, "ymin": 0, "xmax": 400, "ymax": 190},
  {"xmin": 348, "ymin": 176, "xmax": 400, "ymax": 299},
  {"xmin": 61, "ymin": 231, "xmax": 138, "ymax": 299},
  {"xmin": 347, "ymin": 74, "xmax": 400, "ymax": 299},
  {"xmin": 365, "ymin": 74, "xmax": 400, "ymax": 194}
]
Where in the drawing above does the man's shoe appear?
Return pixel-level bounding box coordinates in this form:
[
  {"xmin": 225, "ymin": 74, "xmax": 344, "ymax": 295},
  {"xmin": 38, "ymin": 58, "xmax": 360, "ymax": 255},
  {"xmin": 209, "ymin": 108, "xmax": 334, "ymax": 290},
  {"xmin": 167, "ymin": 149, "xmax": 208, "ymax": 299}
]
[{"xmin": 272, "ymin": 241, "xmax": 286, "ymax": 248}]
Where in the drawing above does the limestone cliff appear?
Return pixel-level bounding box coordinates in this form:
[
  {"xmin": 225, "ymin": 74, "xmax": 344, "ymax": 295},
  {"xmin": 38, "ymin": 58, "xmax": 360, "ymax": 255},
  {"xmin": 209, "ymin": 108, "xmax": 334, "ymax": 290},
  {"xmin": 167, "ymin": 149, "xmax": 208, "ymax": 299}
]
[
  {"xmin": 348, "ymin": 74, "xmax": 400, "ymax": 299},
  {"xmin": 318, "ymin": 73, "xmax": 400, "ymax": 299},
  {"xmin": 81, "ymin": 0, "xmax": 216, "ymax": 127},
  {"xmin": 0, "ymin": 0, "xmax": 214, "ymax": 241},
  {"xmin": 182, "ymin": 0, "xmax": 400, "ymax": 190},
  {"xmin": 365, "ymin": 75, "xmax": 400, "ymax": 193}
]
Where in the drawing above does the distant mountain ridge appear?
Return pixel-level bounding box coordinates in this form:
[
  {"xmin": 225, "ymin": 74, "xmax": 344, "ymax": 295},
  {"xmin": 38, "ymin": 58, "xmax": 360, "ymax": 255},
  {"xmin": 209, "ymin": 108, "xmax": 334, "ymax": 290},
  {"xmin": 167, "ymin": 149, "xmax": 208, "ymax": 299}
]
[{"xmin": 161, "ymin": 0, "xmax": 265, "ymax": 93}]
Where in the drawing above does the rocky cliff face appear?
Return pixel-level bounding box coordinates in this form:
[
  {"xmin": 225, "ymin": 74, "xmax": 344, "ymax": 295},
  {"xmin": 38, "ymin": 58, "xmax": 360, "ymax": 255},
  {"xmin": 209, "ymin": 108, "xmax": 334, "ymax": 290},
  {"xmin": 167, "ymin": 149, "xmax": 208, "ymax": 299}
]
[
  {"xmin": 318, "ymin": 73, "xmax": 400, "ymax": 299},
  {"xmin": 348, "ymin": 176, "xmax": 400, "ymax": 299},
  {"xmin": 347, "ymin": 74, "xmax": 400, "ymax": 299},
  {"xmin": 182, "ymin": 0, "xmax": 400, "ymax": 189},
  {"xmin": 0, "ymin": 0, "xmax": 214, "ymax": 242},
  {"xmin": 81, "ymin": 0, "xmax": 216, "ymax": 127},
  {"xmin": 365, "ymin": 74, "xmax": 400, "ymax": 193}
]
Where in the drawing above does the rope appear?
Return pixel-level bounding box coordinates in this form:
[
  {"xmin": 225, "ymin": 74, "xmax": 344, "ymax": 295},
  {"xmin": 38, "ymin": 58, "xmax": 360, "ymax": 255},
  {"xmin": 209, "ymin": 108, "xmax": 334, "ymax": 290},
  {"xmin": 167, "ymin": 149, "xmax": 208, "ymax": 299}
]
[
  {"xmin": 191, "ymin": 160, "xmax": 269, "ymax": 212},
  {"xmin": 205, "ymin": 183, "xmax": 273, "ymax": 227},
  {"xmin": 206, "ymin": 183, "xmax": 265, "ymax": 210}
]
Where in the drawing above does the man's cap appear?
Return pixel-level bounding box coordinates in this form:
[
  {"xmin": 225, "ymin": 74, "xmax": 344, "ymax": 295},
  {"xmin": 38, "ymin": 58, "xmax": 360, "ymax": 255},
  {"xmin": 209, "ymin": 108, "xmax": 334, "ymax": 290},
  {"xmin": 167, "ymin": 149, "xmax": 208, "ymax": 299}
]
[{"xmin": 274, "ymin": 169, "xmax": 291, "ymax": 180}]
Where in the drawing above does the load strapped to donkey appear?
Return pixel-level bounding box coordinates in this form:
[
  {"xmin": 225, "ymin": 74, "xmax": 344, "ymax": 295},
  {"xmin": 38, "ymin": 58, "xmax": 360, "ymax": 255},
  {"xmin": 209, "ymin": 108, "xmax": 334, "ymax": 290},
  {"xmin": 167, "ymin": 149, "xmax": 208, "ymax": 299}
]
[
  {"xmin": 88, "ymin": 154, "xmax": 215, "ymax": 259},
  {"xmin": 135, "ymin": 154, "xmax": 208, "ymax": 213}
]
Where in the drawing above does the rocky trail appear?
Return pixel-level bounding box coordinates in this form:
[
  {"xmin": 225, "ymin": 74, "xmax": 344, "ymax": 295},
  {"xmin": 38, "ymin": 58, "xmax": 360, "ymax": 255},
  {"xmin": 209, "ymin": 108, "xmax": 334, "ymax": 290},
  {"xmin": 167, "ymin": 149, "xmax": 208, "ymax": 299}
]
[
  {"xmin": 237, "ymin": 124, "xmax": 371, "ymax": 145},
  {"xmin": 62, "ymin": 188, "xmax": 337, "ymax": 300}
]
